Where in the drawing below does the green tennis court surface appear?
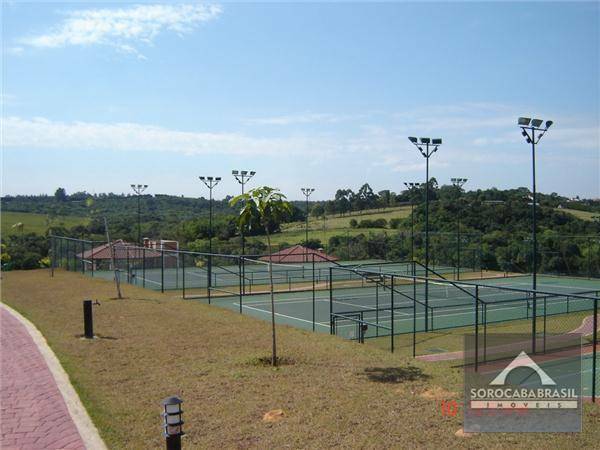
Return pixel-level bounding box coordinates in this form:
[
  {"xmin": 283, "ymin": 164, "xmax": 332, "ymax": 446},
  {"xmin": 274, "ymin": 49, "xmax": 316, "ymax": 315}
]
[
  {"xmin": 203, "ymin": 274, "xmax": 600, "ymax": 335},
  {"xmin": 89, "ymin": 258, "xmax": 421, "ymax": 291}
]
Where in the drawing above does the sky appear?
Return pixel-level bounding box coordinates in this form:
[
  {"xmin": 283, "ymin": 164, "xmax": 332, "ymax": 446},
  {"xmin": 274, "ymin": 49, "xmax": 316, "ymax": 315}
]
[{"xmin": 2, "ymin": 1, "xmax": 599, "ymax": 201}]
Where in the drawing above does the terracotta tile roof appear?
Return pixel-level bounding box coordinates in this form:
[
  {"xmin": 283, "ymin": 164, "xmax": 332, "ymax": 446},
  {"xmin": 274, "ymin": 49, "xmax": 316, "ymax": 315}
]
[
  {"xmin": 77, "ymin": 240, "xmax": 162, "ymax": 260},
  {"xmin": 258, "ymin": 245, "xmax": 339, "ymax": 263}
]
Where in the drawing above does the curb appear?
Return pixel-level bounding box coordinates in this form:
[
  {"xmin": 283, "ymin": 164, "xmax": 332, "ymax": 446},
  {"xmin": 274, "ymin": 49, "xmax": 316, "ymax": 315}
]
[{"xmin": 1, "ymin": 302, "xmax": 108, "ymax": 450}]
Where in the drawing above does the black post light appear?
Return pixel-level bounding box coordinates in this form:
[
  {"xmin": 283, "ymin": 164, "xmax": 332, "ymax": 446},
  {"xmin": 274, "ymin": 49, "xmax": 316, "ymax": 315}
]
[
  {"xmin": 408, "ymin": 137, "xmax": 442, "ymax": 331},
  {"xmin": 301, "ymin": 188, "xmax": 315, "ymax": 258},
  {"xmin": 130, "ymin": 184, "xmax": 148, "ymax": 245},
  {"xmin": 199, "ymin": 176, "xmax": 221, "ymax": 255},
  {"xmin": 162, "ymin": 396, "xmax": 184, "ymax": 450},
  {"xmin": 403, "ymin": 182, "xmax": 424, "ymax": 262},
  {"xmin": 451, "ymin": 178, "xmax": 468, "ymax": 280},
  {"xmin": 518, "ymin": 117, "xmax": 553, "ymax": 353},
  {"xmin": 232, "ymin": 170, "xmax": 256, "ymax": 256}
]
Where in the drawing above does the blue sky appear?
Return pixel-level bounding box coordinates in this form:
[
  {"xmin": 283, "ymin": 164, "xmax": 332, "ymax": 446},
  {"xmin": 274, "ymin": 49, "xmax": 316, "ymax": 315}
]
[{"xmin": 2, "ymin": 1, "xmax": 599, "ymax": 200}]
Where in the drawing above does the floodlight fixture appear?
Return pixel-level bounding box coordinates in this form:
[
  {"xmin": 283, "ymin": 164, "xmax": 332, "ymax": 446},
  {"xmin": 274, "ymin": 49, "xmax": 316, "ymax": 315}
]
[
  {"xmin": 531, "ymin": 118, "xmax": 544, "ymax": 128},
  {"xmin": 130, "ymin": 184, "xmax": 149, "ymax": 245},
  {"xmin": 231, "ymin": 170, "xmax": 256, "ymax": 267},
  {"xmin": 199, "ymin": 175, "xmax": 221, "ymax": 280},
  {"xmin": 407, "ymin": 133, "xmax": 443, "ymax": 330},
  {"xmin": 516, "ymin": 115, "xmax": 554, "ymax": 353},
  {"xmin": 300, "ymin": 187, "xmax": 316, "ymax": 263},
  {"xmin": 518, "ymin": 117, "xmax": 531, "ymax": 126}
]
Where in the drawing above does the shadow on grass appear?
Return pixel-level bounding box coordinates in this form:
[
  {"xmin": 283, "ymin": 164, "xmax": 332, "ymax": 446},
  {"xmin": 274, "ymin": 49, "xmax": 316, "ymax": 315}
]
[
  {"xmin": 362, "ymin": 366, "xmax": 430, "ymax": 383},
  {"xmin": 247, "ymin": 356, "xmax": 296, "ymax": 367}
]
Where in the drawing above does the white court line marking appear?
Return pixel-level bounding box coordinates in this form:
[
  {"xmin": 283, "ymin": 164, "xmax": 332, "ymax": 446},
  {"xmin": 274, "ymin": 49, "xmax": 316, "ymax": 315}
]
[{"xmin": 232, "ymin": 303, "xmax": 330, "ymax": 329}]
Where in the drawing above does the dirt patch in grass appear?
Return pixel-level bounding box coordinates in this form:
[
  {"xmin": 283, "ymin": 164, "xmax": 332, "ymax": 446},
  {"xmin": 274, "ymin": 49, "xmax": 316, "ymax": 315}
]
[
  {"xmin": 362, "ymin": 366, "xmax": 430, "ymax": 383},
  {"xmin": 246, "ymin": 355, "xmax": 296, "ymax": 367},
  {"xmin": 2, "ymin": 269, "xmax": 599, "ymax": 449},
  {"xmin": 419, "ymin": 386, "xmax": 459, "ymax": 400}
]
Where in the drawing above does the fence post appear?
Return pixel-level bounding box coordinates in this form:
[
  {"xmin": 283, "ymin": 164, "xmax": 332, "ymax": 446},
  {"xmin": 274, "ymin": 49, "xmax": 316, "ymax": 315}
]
[
  {"xmin": 592, "ymin": 297, "xmax": 597, "ymax": 403},
  {"xmin": 142, "ymin": 247, "xmax": 146, "ymax": 288},
  {"xmin": 483, "ymin": 303, "xmax": 487, "ymax": 363},
  {"xmin": 390, "ymin": 275, "xmax": 395, "ymax": 354},
  {"xmin": 182, "ymin": 252, "xmax": 186, "ymax": 299},
  {"xmin": 161, "ymin": 249, "xmax": 165, "ymax": 293},
  {"xmin": 375, "ymin": 283, "xmax": 379, "ymax": 338},
  {"xmin": 588, "ymin": 237, "xmax": 592, "ymax": 279},
  {"xmin": 312, "ymin": 253, "xmax": 315, "ymax": 332},
  {"xmin": 238, "ymin": 257, "xmax": 243, "ymax": 313},
  {"xmin": 50, "ymin": 237, "xmax": 55, "ymax": 277},
  {"xmin": 412, "ymin": 272, "xmax": 416, "ymax": 358},
  {"xmin": 543, "ymin": 296, "xmax": 547, "ymax": 353},
  {"xmin": 329, "ymin": 267, "xmax": 333, "ymax": 335},
  {"xmin": 90, "ymin": 241, "xmax": 94, "ymax": 278},
  {"xmin": 81, "ymin": 240, "xmax": 85, "ymax": 274},
  {"xmin": 208, "ymin": 254, "xmax": 212, "ymax": 305},
  {"xmin": 475, "ymin": 285, "xmax": 479, "ymax": 372},
  {"xmin": 532, "ymin": 290, "xmax": 537, "ymax": 354}
]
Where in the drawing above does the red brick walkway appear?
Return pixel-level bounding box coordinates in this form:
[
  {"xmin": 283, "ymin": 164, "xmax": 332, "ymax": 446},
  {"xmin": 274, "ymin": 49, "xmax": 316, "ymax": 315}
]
[{"xmin": 1, "ymin": 308, "xmax": 85, "ymax": 450}]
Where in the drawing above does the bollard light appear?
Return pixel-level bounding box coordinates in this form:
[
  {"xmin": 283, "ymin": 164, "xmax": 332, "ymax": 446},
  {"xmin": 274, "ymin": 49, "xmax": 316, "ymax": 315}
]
[{"xmin": 162, "ymin": 396, "xmax": 184, "ymax": 450}]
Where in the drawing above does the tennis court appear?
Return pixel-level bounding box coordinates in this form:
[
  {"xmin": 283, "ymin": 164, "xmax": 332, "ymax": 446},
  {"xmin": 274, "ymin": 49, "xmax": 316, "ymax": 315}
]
[{"xmin": 204, "ymin": 274, "xmax": 600, "ymax": 336}]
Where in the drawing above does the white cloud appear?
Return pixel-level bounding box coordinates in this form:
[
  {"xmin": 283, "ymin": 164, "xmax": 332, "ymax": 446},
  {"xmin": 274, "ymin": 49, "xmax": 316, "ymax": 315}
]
[
  {"xmin": 1, "ymin": 116, "xmax": 345, "ymax": 157},
  {"xmin": 246, "ymin": 112, "xmax": 366, "ymax": 126},
  {"xmin": 20, "ymin": 4, "xmax": 222, "ymax": 57}
]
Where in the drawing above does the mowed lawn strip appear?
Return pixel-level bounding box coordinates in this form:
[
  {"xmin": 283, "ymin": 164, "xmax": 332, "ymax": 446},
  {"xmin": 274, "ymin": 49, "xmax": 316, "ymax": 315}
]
[{"xmin": 1, "ymin": 270, "xmax": 598, "ymax": 449}]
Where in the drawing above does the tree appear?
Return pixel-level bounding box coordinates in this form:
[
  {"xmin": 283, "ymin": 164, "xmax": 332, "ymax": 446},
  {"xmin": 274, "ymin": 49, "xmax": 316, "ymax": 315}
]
[
  {"xmin": 230, "ymin": 186, "xmax": 292, "ymax": 366},
  {"xmin": 54, "ymin": 187, "xmax": 67, "ymax": 202}
]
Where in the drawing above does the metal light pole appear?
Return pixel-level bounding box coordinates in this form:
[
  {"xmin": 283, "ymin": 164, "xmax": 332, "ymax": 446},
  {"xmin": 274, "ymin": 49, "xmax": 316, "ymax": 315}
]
[
  {"xmin": 409, "ymin": 137, "xmax": 441, "ymax": 332},
  {"xmin": 301, "ymin": 188, "xmax": 315, "ymax": 255},
  {"xmin": 199, "ymin": 176, "xmax": 221, "ymax": 255},
  {"xmin": 451, "ymin": 178, "xmax": 468, "ymax": 280},
  {"xmin": 518, "ymin": 117, "xmax": 553, "ymax": 353},
  {"xmin": 130, "ymin": 184, "xmax": 148, "ymax": 245},
  {"xmin": 404, "ymin": 182, "xmax": 423, "ymax": 262},
  {"xmin": 232, "ymin": 170, "xmax": 256, "ymax": 256},
  {"xmin": 232, "ymin": 170, "xmax": 255, "ymax": 295}
]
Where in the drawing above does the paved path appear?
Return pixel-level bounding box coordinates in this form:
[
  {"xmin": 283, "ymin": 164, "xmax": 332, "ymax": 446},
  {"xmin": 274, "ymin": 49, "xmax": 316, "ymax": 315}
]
[{"xmin": 1, "ymin": 305, "xmax": 104, "ymax": 450}]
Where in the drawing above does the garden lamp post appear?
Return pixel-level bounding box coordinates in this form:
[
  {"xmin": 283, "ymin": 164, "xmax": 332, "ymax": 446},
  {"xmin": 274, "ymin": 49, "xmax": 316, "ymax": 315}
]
[
  {"xmin": 518, "ymin": 117, "xmax": 553, "ymax": 353},
  {"xmin": 301, "ymin": 187, "xmax": 315, "ymax": 259},
  {"xmin": 199, "ymin": 176, "xmax": 221, "ymax": 255},
  {"xmin": 162, "ymin": 396, "xmax": 184, "ymax": 450},
  {"xmin": 408, "ymin": 137, "xmax": 442, "ymax": 331},
  {"xmin": 130, "ymin": 184, "xmax": 148, "ymax": 246},
  {"xmin": 451, "ymin": 178, "xmax": 468, "ymax": 280}
]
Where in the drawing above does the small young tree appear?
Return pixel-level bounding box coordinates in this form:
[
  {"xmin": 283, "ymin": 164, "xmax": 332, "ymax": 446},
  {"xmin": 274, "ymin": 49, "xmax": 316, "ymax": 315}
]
[{"xmin": 230, "ymin": 186, "xmax": 292, "ymax": 366}]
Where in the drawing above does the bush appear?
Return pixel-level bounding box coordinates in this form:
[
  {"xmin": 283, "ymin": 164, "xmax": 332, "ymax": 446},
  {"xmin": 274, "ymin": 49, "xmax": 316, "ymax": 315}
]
[{"xmin": 349, "ymin": 219, "xmax": 358, "ymax": 228}]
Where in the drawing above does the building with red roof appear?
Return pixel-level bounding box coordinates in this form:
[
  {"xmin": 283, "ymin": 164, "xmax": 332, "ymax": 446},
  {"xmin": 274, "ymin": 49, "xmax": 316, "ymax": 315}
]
[{"xmin": 258, "ymin": 245, "xmax": 339, "ymax": 263}]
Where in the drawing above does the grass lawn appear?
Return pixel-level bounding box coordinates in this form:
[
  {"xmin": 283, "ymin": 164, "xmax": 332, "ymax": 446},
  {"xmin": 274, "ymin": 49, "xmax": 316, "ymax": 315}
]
[
  {"xmin": 264, "ymin": 207, "xmax": 411, "ymax": 246},
  {"xmin": 557, "ymin": 208, "xmax": 597, "ymax": 221},
  {"xmin": 2, "ymin": 270, "xmax": 599, "ymax": 448},
  {"xmin": 1, "ymin": 211, "xmax": 88, "ymax": 235}
]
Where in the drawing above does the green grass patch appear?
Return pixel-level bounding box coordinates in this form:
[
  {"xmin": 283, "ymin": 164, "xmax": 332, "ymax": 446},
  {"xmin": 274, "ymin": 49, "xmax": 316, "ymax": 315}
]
[
  {"xmin": 1, "ymin": 211, "xmax": 88, "ymax": 235},
  {"xmin": 557, "ymin": 208, "xmax": 597, "ymax": 221}
]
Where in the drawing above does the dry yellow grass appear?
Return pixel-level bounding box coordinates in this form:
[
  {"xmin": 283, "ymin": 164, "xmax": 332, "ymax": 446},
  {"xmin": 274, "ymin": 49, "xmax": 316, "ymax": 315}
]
[{"xmin": 2, "ymin": 270, "xmax": 599, "ymax": 449}]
